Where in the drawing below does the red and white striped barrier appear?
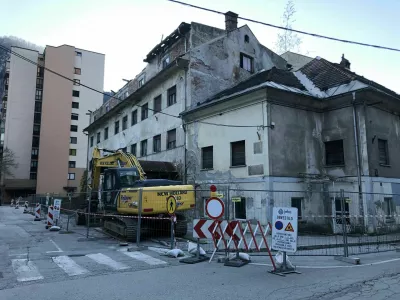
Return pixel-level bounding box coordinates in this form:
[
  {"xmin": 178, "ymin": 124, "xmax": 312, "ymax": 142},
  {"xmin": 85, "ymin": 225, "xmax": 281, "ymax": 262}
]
[
  {"xmin": 10, "ymin": 199, "xmax": 14, "ymax": 207},
  {"xmin": 23, "ymin": 201, "xmax": 29, "ymax": 213},
  {"xmin": 34, "ymin": 204, "xmax": 41, "ymax": 221},
  {"xmin": 46, "ymin": 206, "xmax": 54, "ymax": 228}
]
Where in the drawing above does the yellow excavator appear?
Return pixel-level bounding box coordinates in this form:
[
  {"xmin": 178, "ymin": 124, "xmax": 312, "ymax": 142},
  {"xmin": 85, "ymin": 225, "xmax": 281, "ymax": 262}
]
[{"xmin": 75, "ymin": 146, "xmax": 195, "ymax": 241}]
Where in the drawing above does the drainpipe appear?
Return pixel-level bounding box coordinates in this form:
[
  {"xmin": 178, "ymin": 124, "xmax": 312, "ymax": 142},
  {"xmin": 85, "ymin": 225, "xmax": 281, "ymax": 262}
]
[
  {"xmin": 182, "ymin": 65, "xmax": 188, "ymax": 184},
  {"xmin": 352, "ymin": 92, "xmax": 365, "ymax": 229}
]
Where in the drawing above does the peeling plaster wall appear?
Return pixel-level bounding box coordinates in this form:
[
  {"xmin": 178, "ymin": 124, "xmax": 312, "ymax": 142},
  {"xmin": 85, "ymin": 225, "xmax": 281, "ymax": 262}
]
[
  {"xmin": 88, "ymin": 69, "xmax": 186, "ymax": 166},
  {"xmin": 188, "ymin": 25, "xmax": 287, "ymax": 108}
]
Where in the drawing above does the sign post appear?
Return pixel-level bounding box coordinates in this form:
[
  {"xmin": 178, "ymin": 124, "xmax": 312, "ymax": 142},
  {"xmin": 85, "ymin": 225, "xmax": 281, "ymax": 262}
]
[
  {"xmin": 270, "ymin": 207, "xmax": 301, "ymax": 276},
  {"xmin": 166, "ymin": 195, "xmax": 177, "ymax": 250}
]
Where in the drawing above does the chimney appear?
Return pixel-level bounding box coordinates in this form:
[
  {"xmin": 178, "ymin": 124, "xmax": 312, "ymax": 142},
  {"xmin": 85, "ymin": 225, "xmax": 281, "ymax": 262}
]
[
  {"xmin": 340, "ymin": 54, "xmax": 351, "ymax": 70},
  {"xmin": 225, "ymin": 11, "xmax": 238, "ymax": 31}
]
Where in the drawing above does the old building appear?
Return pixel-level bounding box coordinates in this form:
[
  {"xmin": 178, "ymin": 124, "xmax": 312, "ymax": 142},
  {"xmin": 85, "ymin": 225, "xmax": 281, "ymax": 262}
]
[
  {"xmin": 85, "ymin": 12, "xmax": 287, "ymax": 180},
  {"xmin": 1, "ymin": 45, "xmax": 105, "ymax": 201},
  {"xmin": 182, "ymin": 55, "xmax": 400, "ymax": 233}
]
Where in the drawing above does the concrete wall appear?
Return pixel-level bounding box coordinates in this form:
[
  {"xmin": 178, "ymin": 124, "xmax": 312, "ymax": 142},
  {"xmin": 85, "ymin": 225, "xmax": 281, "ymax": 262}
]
[
  {"xmin": 4, "ymin": 47, "xmax": 38, "ymax": 179},
  {"xmin": 188, "ymin": 25, "xmax": 287, "ymax": 108},
  {"xmin": 36, "ymin": 45, "xmax": 75, "ymax": 194},
  {"xmin": 88, "ymin": 69, "xmax": 186, "ymax": 166}
]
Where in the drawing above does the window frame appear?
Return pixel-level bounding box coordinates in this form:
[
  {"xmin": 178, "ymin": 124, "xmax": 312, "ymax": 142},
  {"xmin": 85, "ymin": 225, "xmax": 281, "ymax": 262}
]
[
  {"xmin": 114, "ymin": 120, "xmax": 120, "ymax": 134},
  {"xmin": 104, "ymin": 127, "xmax": 109, "ymax": 140},
  {"xmin": 90, "ymin": 136, "xmax": 94, "ymax": 147},
  {"xmin": 201, "ymin": 146, "xmax": 213, "ymax": 169},
  {"xmin": 153, "ymin": 135, "xmax": 161, "ymax": 153},
  {"xmin": 70, "ymin": 136, "xmax": 77, "ymax": 144},
  {"xmin": 68, "ymin": 161, "xmax": 76, "ymax": 168},
  {"xmin": 167, "ymin": 129, "xmax": 176, "ymax": 150},
  {"xmin": 231, "ymin": 140, "xmax": 246, "ymax": 167},
  {"xmin": 69, "ymin": 149, "xmax": 77, "ymax": 156},
  {"xmin": 131, "ymin": 110, "xmax": 138, "ymax": 126},
  {"xmin": 74, "ymin": 68, "xmax": 81, "ymax": 75},
  {"xmin": 378, "ymin": 139, "xmax": 389, "ymax": 165},
  {"xmin": 130, "ymin": 144, "xmax": 137, "ymax": 156},
  {"xmin": 72, "ymin": 102, "xmax": 79, "ymax": 109},
  {"xmin": 167, "ymin": 85, "xmax": 177, "ymax": 106},
  {"xmin": 140, "ymin": 140, "xmax": 148, "ymax": 156},
  {"xmin": 141, "ymin": 103, "xmax": 148, "ymax": 120},
  {"xmin": 291, "ymin": 197, "xmax": 303, "ymax": 219},
  {"xmin": 70, "ymin": 125, "xmax": 78, "ymax": 132},
  {"xmin": 122, "ymin": 115, "xmax": 128, "ymax": 130},
  {"xmin": 68, "ymin": 173, "xmax": 76, "ymax": 180},
  {"xmin": 72, "ymin": 90, "xmax": 80, "ymax": 97},
  {"xmin": 325, "ymin": 140, "xmax": 345, "ymax": 166},
  {"xmin": 153, "ymin": 95, "xmax": 162, "ymax": 113},
  {"xmin": 96, "ymin": 132, "xmax": 101, "ymax": 144},
  {"xmin": 71, "ymin": 113, "xmax": 79, "ymax": 120}
]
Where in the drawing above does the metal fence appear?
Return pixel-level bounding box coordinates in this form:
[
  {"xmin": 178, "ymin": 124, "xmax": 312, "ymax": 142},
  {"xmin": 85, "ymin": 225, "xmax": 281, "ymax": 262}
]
[{"xmin": 20, "ymin": 186, "xmax": 400, "ymax": 256}]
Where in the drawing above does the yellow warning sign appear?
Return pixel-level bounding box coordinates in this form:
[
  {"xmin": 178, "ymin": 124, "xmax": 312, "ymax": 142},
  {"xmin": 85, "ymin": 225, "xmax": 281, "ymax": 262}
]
[
  {"xmin": 166, "ymin": 196, "xmax": 177, "ymax": 215},
  {"xmin": 285, "ymin": 222, "xmax": 294, "ymax": 232}
]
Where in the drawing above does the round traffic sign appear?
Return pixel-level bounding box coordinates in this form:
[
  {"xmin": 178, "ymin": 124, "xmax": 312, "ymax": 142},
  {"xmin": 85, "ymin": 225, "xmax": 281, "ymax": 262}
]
[
  {"xmin": 205, "ymin": 197, "xmax": 224, "ymax": 220},
  {"xmin": 166, "ymin": 195, "xmax": 177, "ymax": 216}
]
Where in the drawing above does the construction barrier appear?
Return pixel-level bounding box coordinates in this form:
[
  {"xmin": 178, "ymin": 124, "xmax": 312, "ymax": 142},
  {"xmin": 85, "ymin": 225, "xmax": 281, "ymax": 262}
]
[
  {"xmin": 10, "ymin": 199, "xmax": 14, "ymax": 207},
  {"xmin": 46, "ymin": 205, "xmax": 54, "ymax": 228},
  {"xmin": 23, "ymin": 201, "xmax": 29, "ymax": 213},
  {"xmin": 15, "ymin": 199, "xmax": 19, "ymax": 209},
  {"xmin": 34, "ymin": 204, "xmax": 41, "ymax": 221}
]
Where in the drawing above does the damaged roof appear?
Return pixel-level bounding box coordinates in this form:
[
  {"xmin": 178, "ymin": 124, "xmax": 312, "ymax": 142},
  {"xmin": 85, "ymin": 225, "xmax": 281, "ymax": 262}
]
[
  {"xmin": 300, "ymin": 57, "xmax": 400, "ymax": 97},
  {"xmin": 203, "ymin": 67, "xmax": 306, "ymax": 104},
  {"xmin": 144, "ymin": 22, "xmax": 191, "ymax": 62}
]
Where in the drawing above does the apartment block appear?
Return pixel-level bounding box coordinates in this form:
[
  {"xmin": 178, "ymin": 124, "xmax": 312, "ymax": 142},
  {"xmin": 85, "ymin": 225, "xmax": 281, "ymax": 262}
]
[{"xmin": 1, "ymin": 45, "xmax": 105, "ymax": 201}]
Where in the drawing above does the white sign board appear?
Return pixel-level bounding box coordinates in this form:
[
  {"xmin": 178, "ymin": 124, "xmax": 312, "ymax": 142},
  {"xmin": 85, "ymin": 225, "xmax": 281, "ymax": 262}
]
[
  {"xmin": 53, "ymin": 199, "xmax": 62, "ymax": 220},
  {"xmin": 272, "ymin": 207, "xmax": 298, "ymax": 253}
]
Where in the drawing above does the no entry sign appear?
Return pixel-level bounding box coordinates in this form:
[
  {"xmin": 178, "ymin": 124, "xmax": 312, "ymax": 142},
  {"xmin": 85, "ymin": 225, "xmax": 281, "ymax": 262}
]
[{"xmin": 205, "ymin": 197, "xmax": 224, "ymax": 220}]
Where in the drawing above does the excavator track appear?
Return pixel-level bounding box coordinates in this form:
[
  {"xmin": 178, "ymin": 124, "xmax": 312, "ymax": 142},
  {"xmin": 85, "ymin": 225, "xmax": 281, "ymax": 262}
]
[{"xmin": 103, "ymin": 217, "xmax": 138, "ymax": 242}]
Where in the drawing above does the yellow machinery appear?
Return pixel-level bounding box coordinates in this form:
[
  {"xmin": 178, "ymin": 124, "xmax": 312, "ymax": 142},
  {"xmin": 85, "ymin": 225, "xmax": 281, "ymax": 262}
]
[{"xmin": 75, "ymin": 147, "xmax": 195, "ymax": 241}]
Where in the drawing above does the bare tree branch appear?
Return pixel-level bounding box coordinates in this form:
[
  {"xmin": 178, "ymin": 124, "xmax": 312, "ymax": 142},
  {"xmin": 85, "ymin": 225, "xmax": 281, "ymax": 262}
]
[
  {"xmin": 0, "ymin": 148, "xmax": 18, "ymax": 178},
  {"xmin": 275, "ymin": 0, "xmax": 302, "ymax": 54}
]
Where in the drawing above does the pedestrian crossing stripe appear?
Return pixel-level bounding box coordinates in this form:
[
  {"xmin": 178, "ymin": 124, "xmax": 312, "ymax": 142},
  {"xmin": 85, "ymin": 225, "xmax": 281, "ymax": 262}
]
[{"xmin": 285, "ymin": 222, "xmax": 294, "ymax": 232}]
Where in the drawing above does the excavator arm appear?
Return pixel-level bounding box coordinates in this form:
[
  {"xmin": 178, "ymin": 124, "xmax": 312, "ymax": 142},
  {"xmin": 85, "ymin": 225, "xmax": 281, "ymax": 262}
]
[{"xmin": 90, "ymin": 147, "xmax": 147, "ymax": 191}]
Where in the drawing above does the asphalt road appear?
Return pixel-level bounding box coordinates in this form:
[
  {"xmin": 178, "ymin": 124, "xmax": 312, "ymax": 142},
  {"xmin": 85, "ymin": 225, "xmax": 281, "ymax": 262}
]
[{"xmin": 1, "ymin": 205, "xmax": 400, "ymax": 299}]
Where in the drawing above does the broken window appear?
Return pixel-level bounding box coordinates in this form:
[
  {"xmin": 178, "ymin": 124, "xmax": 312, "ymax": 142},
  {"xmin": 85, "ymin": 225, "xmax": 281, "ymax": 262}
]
[
  {"xmin": 378, "ymin": 139, "xmax": 389, "ymax": 165},
  {"xmin": 153, "ymin": 135, "xmax": 161, "ymax": 153},
  {"xmin": 201, "ymin": 146, "xmax": 213, "ymax": 169},
  {"xmin": 231, "ymin": 140, "xmax": 246, "ymax": 166},
  {"xmin": 325, "ymin": 140, "xmax": 344, "ymax": 166},
  {"xmin": 167, "ymin": 86, "xmax": 177, "ymax": 106},
  {"xmin": 240, "ymin": 53, "xmax": 254, "ymax": 73}
]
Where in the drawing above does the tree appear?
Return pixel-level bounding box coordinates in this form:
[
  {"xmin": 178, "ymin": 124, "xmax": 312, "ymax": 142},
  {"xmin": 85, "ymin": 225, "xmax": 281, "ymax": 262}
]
[
  {"xmin": 79, "ymin": 169, "xmax": 88, "ymax": 193},
  {"xmin": 275, "ymin": 0, "xmax": 302, "ymax": 54},
  {"xmin": 0, "ymin": 147, "xmax": 18, "ymax": 178}
]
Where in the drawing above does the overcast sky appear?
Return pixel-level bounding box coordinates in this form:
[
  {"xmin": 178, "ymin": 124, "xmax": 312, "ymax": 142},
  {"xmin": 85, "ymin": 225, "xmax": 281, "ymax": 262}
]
[{"xmin": 2, "ymin": 0, "xmax": 399, "ymax": 95}]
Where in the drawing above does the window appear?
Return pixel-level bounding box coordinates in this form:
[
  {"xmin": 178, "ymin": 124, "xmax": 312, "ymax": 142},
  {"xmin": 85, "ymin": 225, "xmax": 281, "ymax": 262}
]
[
  {"xmin": 244, "ymin": 34, "xmax": 249, "ymax": 43},
  {"xmin": 34, "ymin": 113, "xmax": 41, "ymax": 124},
  {"xmin": 75, "ymin": 51, "xmax": 82, "ymax": 57},
  {"xmin": 31, "ymin": 148, "xmax": 39, "ymax": 159},
  {"xmin": 74, "ymin": 68, "xmax": 81, "ymax": 75},
  {"xmin": 114, "ymin": 120, "xmax": 120, "ymax": 134},
  {"xmin": 37, "ymin": 67, "xmax": 44, "ymax": 77},
  {"xmin": 72, "ymin": 90, "xmax": 80, "ymax": 97},
  {"xmin": 30, "ymin": 173, "xmax": 37, "ymax": 180},
  {"xmin": 30, "ymin": 160, "xmax": 38, "ymax": 168},
  {"xmin": 138, "ymin": 77, "xmax": 145, "ymax": 88},
  {"xmin": 234, "ymin": 197, "xmax": 246, "ymax": 219},
  {"xmin": 69, "ymin": 161, "xmax": 76, "ymax": 168},
  {"xmin": 34, "ymin": 101, "xmax": 42, "ymax": 112},
  {"xmin": 141, "ymin": 103, "xmax": 148, "ymax": 120},
  {"xmin": 378, "ymin": 139, "xmax": 389, "ymax": 165},
  {"xmin": 73, "ymin": 79, "xmax": 80, "ymax": 86},
  {"xmin": 104, "ymin": 127, "xmax": 109, "ymax": 140},
  {"xmin": 291, "ymin": 198, "xmax": 303, "ymax": 219},
  {"xmin": 70, "ymin": 125, "xmax": 78, "ymax": 132},
  {"xmin": 122, "ymin": 115, "xmax": 128, "ymax": 130},
  {"xmin": 383, "ymin": 197, "xmax": 394, "ymax": 217},
  {"xmin": 68, "ymin": 173, "xmax": 75, "ymax": 180},
  {"xmin": 240, "ymin": 53, "xmax": 254, "ymax": 73},
  {"xmin": 231, "ymin": 140, "xmax": 246, "ymax": 166},
  {"xmin": 140, "ymin": 140, "xmax": 147, "ymax": 156},
  {"xmin": 154, "ymin": 95, "xmax": 162, "ymax": 113},
  {"xmin": 36, "ymin": 78, "xmax": 43, "ymax": 89},
  {"xmin": 35, "ymin": 89, "xmax": 42, "ymax": 100},
  {"xmin": 167, "ymin": 129, "xmax": 176, "ymax": 149},
  {"xmin": 325, "ymin": 140, "xmax": 344, "ymax": 166},
  {"xmin": 71, "ymin": 113, "xmax": 79, "ymax": 120},
  {"xmin": 70, "ymin": 137, "xmax": 77, "ymax": 144},
  {"xmin": 96, "ymin": 132, "xmax": 100, "ymax": 143},
  {"xmin": 32, "ymin": 136, "xmax": 40, "ymax": 147},
  {"xmin": 130, "ymin": 144, "xmax": 137, "ymax": 156},
  {"xmin": 201, "ymin": 146, "xmax": 213, "ymax": 169},
  {"xmin": 162, "ymin": 57, "xmax": 170, "ymax": 69},
  {"xmin": 72, "ymin": 102, "xmax": 79, "ymax": 109},
  {"xmin": 90, "ymin": 136, "xmax": 94, "ymax": 147},
  {"xmin": 167, "ymin": 86, "xmax": 177, "ymax": 106},
  {"xmin": 69, "ymin": 149, "xmax": 77, "ymax": 156},
  {"xmin": 153, "ymin": 135, "xmax": 161, "ymax": 153},
  {"xmin": 131, "ymin": 110, "xmax": 137, "ymax": 126}
]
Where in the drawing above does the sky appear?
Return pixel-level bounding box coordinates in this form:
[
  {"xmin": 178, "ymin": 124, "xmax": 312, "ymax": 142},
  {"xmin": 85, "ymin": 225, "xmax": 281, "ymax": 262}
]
[{"xmin": 1, "ymin": 0, "xmax": 399, "ymax": 95}]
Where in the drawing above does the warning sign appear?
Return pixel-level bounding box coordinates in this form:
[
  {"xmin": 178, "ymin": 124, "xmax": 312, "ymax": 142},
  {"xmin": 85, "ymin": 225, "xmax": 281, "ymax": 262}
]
[
  {"xmin": 272, "ymin": 207, "xmax": 298, "ymax": 253},
  {"xmin": 285, "ymin": 222, "xmax": 294, "ymax": 232}
]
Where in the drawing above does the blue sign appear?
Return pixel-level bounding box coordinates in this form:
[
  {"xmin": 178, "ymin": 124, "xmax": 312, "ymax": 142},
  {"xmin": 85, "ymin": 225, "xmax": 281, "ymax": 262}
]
[{"xmin": 275, "ymin": 220, "xmax": 283, "ymax": 230}]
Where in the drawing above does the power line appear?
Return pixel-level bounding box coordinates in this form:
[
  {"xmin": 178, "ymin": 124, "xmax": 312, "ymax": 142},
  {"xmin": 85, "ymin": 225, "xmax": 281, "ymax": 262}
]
[
  {"xmin": 167, "ymin": 0, "xmax": 400, "ymax": 53},
  {"xmin": 0, "ymin": 45, "xmax": 262, "ymax": 128}
]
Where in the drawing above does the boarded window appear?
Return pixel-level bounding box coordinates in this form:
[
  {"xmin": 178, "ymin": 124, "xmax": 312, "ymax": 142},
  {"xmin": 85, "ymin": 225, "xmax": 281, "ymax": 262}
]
[
  {"xmin": 231, "ymin": 140, "xmax": 246, "ymax": 166},
  {"xmin": 325, "ymin": 140, "xmax": 344, "ymax": 166},
  {"xmin": 378, "ymin": 139, "xmax": 389, "ymax": 165},
  {"xmin": 201, "ymin": 146, "xmax": 213, "ymax": 169}
]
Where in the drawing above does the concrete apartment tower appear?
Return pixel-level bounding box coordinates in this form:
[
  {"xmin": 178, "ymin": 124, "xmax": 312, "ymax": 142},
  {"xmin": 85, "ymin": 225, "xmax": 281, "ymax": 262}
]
[{"xmin": 1, "ymin": 45, "xmax": 105, "ymax": 201}]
